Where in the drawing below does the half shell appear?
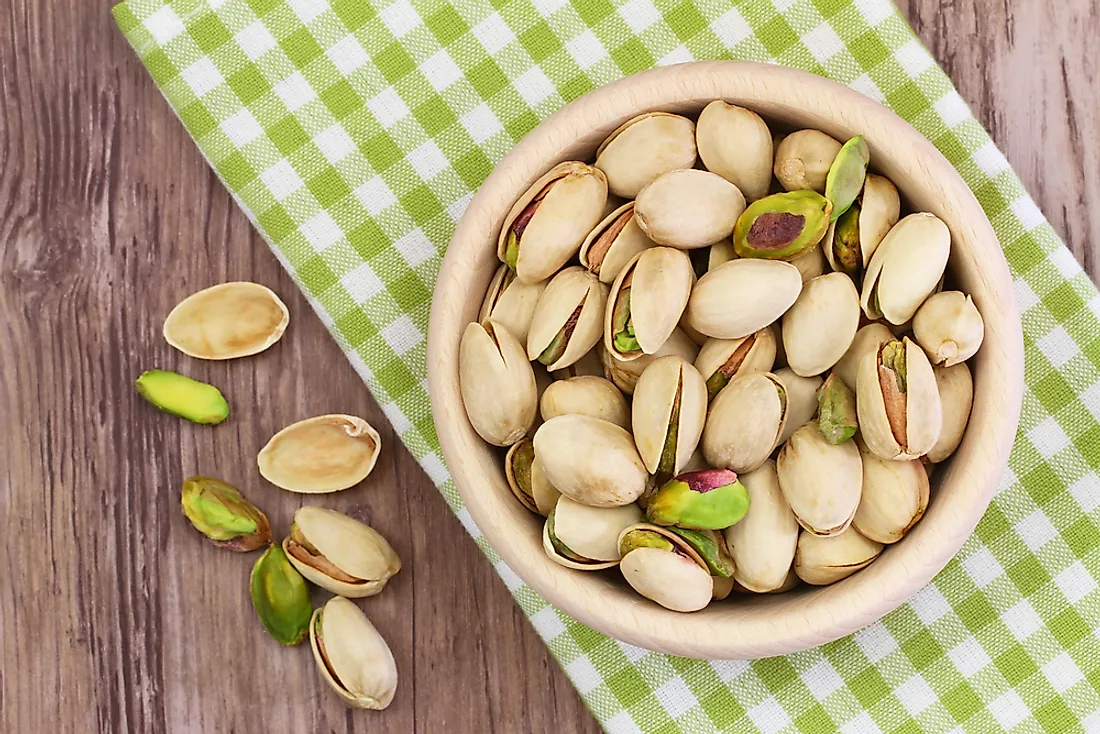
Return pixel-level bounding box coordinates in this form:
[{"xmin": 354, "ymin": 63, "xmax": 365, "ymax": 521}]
[
  {"xmin": 258, "ymin": 414, "xmax": 381, "ymax": 493},
  {"xmin": 527, "ymin": 266, "xmax": 609, "ymax": 371},
  {"xmin": 479, "ymin": 264, "xmax": 547, "ymax": 344},
  {"xmin": 580, "ymin": 201, "xmax": 655, "ymax": 285},
  {"xmin": 163, "ymin": 281, "xmax": 289, "ymax": 360},
  {"xmin": 283, "ymin": 506, "xmax": 400, "ymax": 597},
  {"xmin": 604, "ymin": 247, "xmax": 694, "ymax": 359},
  {"xmin": 310, "ymin": 597, "xmax": 397, "ymax": 709}
]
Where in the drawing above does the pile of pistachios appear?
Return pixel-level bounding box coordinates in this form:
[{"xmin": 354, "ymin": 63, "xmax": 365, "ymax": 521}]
[
  {"xmin": 136, "ymin": 282, "xmax": 400, "ymax": 708},
  {"xmin": 460, "ymin": 102, "xmax": 985, "ymax": 612}
]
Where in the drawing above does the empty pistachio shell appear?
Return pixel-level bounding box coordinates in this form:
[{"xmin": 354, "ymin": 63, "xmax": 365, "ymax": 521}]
[
  {"xmin": 283, "ymin": 507, "xmax": 400, "ymax": 598},
  {"xmin": 527, "ymin": 266, "xmax": 609, "ymax": 371},
  {"xmin": 163, "ymin": 282, "xmax": 289, "ymax": 360},
  {"xmin": 685, "ymin": 259, "xmax": 802, "ymax": 339},
  {"xmin": 647, "ymin": 468, "xmax": 749, "ymax": 530},
  {"xmin": 606, "ymin": 247, "xmax": 694, "ymax": 359},
  {"xmin": 927, "ymin": 362, "xmax": 974, "ymax": 463},
  {"xmin": 817, "ymin": 373, "xmax": 858, "ymax": 445},
  {"xmin": 617, "ymin": 525, "xmax": 714, "ymax": 612},
  {"xmin": 551, "ymin": 495, "xmax": 643, "ymax": 564},
  {"xmin": 773, "ymin": 368, "xmax": 824, "ymax": 445},
  {"xmin": 534, "ymin": 414, "xmax": 647, "ymax": 507},
  {"xmin": 791, "ymin": 245, "xmax": 827, "ymax": 284},
  {"xmin": 824, "ymin": 136, "xmax": 870, "ymax": 222},
  {"xmin": 781, "ymin": 272, "xmax": 860, "ymax": 377},
  {"xmin": 551, "ymin": 347, "xmax": 604, "ymax": 380},
  {"xmin": 774, "ymin": 130, "xmax": 842, "ymax": 193},
  {"xmin": 580, "ymin": 201, "xmax": 656, "ymax": 285},
  {"xmin": 857, "ymin": 174, "xmax": 901, "ymax": 265},
  {"xmin": 794, "ymin": 526, "xmax": 882, "ymax": 585},
  {"xmin": 733, "ymin": 191, "xmax": 832, "ymax": 260},
  {"xmin": 835, "ymin": 323, "xmax": 894, "ymax": 390},
  {"xmin": 250, "ymin": 544, "xmax": 311, "ymax": 645},
  {"xmin": 852, "ymin": 440, "xmax": 929, "ymax": 543},
  {"xmin": 136, "ymin": 369, "xmax": 229, "ymax": 425},
  {"xmin": 540, "ymin": 375, "xmax": 630, "ymax": 429},
  {"xmin": 601, "ymin": 328, "xmax": 699, "ymax": 395},
  {"xmin": 479, "ymin": 264, "xmax": 547, "ymax": 345},
  {"xmin": 912, "ymin": 291, "xmax": 985, "ymax": 366},
  {"xmin": 777, "ymin": 422, "xmax": 862, "ymax": 537},
  {"xmin": 499, "ymin": 161, "xmax": 608, "ymax": 283},
  {"xmin": 632, "ymin": 356, "xmax": 708, "ymax": 475},
  {"xmin": 856, "ymin": 337, "xmax": 943, "ymax": 460},
  {"xmin": 505, "ymin": 439, "xmax": 561, "ymax": 516},
  {"xmin": 310, "ymin": 597, "xmax": 397, "ymax": 709},
  {"xmin": 861, "ymin": 213, "xmax": 951, "ymax": 324},
  {"xmin": 258, "ymin": 414, "xmax": 381, "ymax": 493},
  {"xmin": 459, "ymin": 320, "xmax": 537, "ymax": 446},
  {"xmin": 634, "ymin": 169, "xmax": 746, "ymax": 249},
  {"xmin": 181, "ymin": 476, "xmax": 271, "ymax": 552},
  {"xmin": 724, "ymin": 460, "xmax": 799, "ymax": 592},
  {"xmin": 595, "ymin": 112, "xmax": 698, "ymax": 199},
  {"xmin": 695, "ymin": 101, "xmax": 773, "ymax": 202},
  {"xmin": 695, "ymin": 329, "xmax": 777, "ymax": 401},
  {"xmin": 702, "ymin": 372, "xmax": 788, "ymax": 473}
]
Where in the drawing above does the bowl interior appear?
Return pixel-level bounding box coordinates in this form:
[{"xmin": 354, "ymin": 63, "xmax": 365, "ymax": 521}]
[{"xmin": 428, "ymin": 61, "xmax": 1023, "ymax": 659}]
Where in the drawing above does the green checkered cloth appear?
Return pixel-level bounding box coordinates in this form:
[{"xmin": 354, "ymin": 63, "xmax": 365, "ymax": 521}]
[{"xmin": 114, "ymin": 0, "xmax": 1100, "ymax": 730}]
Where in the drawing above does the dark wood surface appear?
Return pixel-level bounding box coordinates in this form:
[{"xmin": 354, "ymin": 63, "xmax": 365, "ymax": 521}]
[{"xmin": 1, "ymin": 1, "xmax": 1096, "ymax": 731}]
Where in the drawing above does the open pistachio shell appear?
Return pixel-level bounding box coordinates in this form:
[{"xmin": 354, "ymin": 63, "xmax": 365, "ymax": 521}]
[
  {"xmin": 459, "ymin": 320, "xmax": 538, "ymax": 446},
  {"xmin": 912, "ymin": 291, "xmax": 985, "ymax": 366},
  {"xmin": 505, "ymin": 439, "xmax": 561, "ymax": 516},
  {"xmin": 861, "ymin": 213, "xmax": 951, "ymax": 324},
  {"xmin": 856, "ymin": 337, "xmax": 943, "ymax": 460},
  {"xmin": 927, "ymin": 362, "xmax": 974, "ymax": 463},
  {"xmin": 777, "ymin": 422, "xmax": 862, "ymax": 537},
  {"xmin": 724, "ymin": 460, "xmax": 799, "ymax": 592},
  {"xmin": 551, "ymin": 347, "xmax": 604, "ymax": 380},
  {"xmin": 824, "ymin": 136, "xmax": 870, "ymax": 222},
  {"xmin": 852, "ymin": 440, "xmax": 929, "ymax": 543},
  {"xmin": 773, "ymin": 130, "xmax": 842, "ymax": 193},
  {"xmin": 701, "ymin": 372, "xmax": 788, "ymax": 473},
  {"xmin": 695, "ymin": 101, "xmax": 773, "ymax": 202},
  {"xmin": 283, "ymin": 507, "xmax": 400, "ymax": 598},
  {"xmin": 695, "ymin": 329, "xmax": 777, "ymax": 401},
  {"xmin": 479, "ymin": 264, "xmax": 547, "ymax": 345},
  {"xmin": 781, "ymin": 272, "xmax": 860, "ymax": 377},
  {"xmin": 634, "ymin": 169, "xmax": 746, "ymax": 249},
  {"xmin": 527, "ymin": 267, "xmax": 609, "ymax": 371},
  {"xmin": 534, "ymin": 414, "xmax": 648, "ymax": 507},
  {"xmin": 773, "ymin": 368, "xmax": 824, "ymax": 445},
  {"xmin": 580, "ymin": 201, "xmax": 656, "ymax": 285},
  {"xmin": 602, "ymin": 328, "xmax": 699, "ymax": 395},
  {"xmin": 552, "ymin": 495, "xmax": 643, "ymax": 563},
  {"xmin": 310, "ymin": 597, "xmax": 397, "ymax": 709},
  {"xmin": 258, "ymin": 414, "xmax": 381, "ymax": 493},
  {"xmin": 540, "ymin": 375, "xmax": 630, "ymax": 429},
  {"xmin": 617, "ymin": 524, "xmax": 714, "ymax": 612},
  {"xmin": 632, "ymin": 356, "xmax": 708, "ymax": 475},
  {"xmin": 685, "ymin": 259, "xmax": 802, "ymax": 339},
  {"xmin": 834, "ymin": 323, "xmax": 894, "ymax": 390},
  {"xmin": 793, "ymin": 527, "xmax": 882, "ymax": 586},
  {"xmin": 164, "ymin": 282, "xmax": 289, "ymax": 360},
  {"xmin": 857, "ymin": 174, "xmax": 901, "ymax": 265},
  {"xmin": 605, "ymin": 247, "xmax": 694, "ymax": 360},
  {"xmin": 595, "ymin": 112, "xmax": 698, "ymax": 199}
]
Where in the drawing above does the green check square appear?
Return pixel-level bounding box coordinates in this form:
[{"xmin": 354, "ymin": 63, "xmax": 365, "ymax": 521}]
[
  {"xmin": 886, "ymin": 80, "xmax": 932, "ymax": 122},
  {"xmin": 331, "ymin": 0, "xmax": 374, "ymax": 30},
  {"xmin": 752, "ymin": 657, "xmax": 798, "ymax": 693},
  {"xmin": 520, "ymin": 21, "xmax": 561, "ymax": 62},
  {"xmin": 975, "ymin": 503, "xmax": 1011, "ymax": 543},
  {"xmin": 849, "ymin": 29, "xmax": 891, "ymax": 69},
  {"xmin": 257, "ymin": 203, "xmax": 295, "ymax": 242},
  {"xmin": 1064, "ymin": 517, "xmax": 1100, "ymax": 557},
  {"xmin": 308, "ymin": 166, "xmax": 351, "ymax": 208},
  {"xmin": 363, "ymin": 132, "xmax": 402, "ymax": 171},
  {"xmin": 144, "ymin": 48, "xmax": 179, "ymax": 85},
  {"xmin": 607, "ymin": 665, "xmax": 648, "ymax": 708},
  {"xmin": 611, "ymin": 38, "xmax": 655, "ymax": 75},
  {"xmin": 795, "ymin": 704, "xmax": 835, "ymax": 732},
  {"xmin": 850, "ymin": 667, "xmax": 891, "ymax": 708},
  {"xmin": 228, "ymin": 65, "xmax": 271, "ymax": 105},
  {"xmin": 469, "ymin": 58, "xmax": 508, "ymax": 100},
  {"xmin": 957, "ymin": 592, "xmax": 998, "ymax": 633},
  {"xmin": 281, "ymin": 28, "xmax": 324, "ymax": 67},
  {"xmin": 321, "ymin": 79, "xmax": 364, "ymax": 119},
  {"xmin": 426, "ymin": 5, "xmax": 468, "ymax": 46},
  {"xmin": 1024, "ymin": 463, "xmax": 1062, "ymax": 505},
  {"xmin": 399, "ymin": 184, "xmax": 443, "ymax": 224},
  {"xmin": 1050, "ymin": 608, "xmax": 1090, "ymax": 648},
  {"xmin": 190, "ymin": 13, "xmax": 232, "ymax": 53},
  {"xmin": 1044, "ymin": 282, "xmax": 1087, "ymax": 321},
  {"xmin": 902, "ymin": 629, "xmax": 944, "ymax": 671},
  {"xmin": 699, "ymin": 688, "xmax": 743, "ymax": 729},
  {"xmin": 375, "ymin": 42, "xmax": 416, "ymax": 84},
  {"xmin": 335, "ymin": 307, "xmax": 374, "ymax": 347},
  {"xmin": 1035, "ymin": 696, "xmax": 1076, "ymax": 733},
  {"xmin": 572, "ymin": 0, "xmax": 614, "ymax": 26},
  {"xmin": 813, "ymin": 0, "xmax": 850, "ymax": 18},
  {"xmin": 245, "ymin": 0, "xmax": 279, "ymax": 15},
  {"xmin": 996, "ymin": 645, "xmax": 1038, "ymax": 685},
  {"xmin": 560, "ymin": 74, "xmax": 595, "ymax": 101},
  {"xmin": 375, "ymin": 358, "xmax": 418, "ymax": 398},
  {"xmin": 298, "ymin": 254, "xmax": 338, "ymax": 296},
  {"xmin": 758, "ymin": 16, "xmax": 800, "ymax": 57},
  {"xmin": 453, "ymin": 147, "xmax": 493, "ymax": 190},
  {"xmin": 665, "ymin": 2, "xmax": 707, "ymax": 42},
  {"xmin": 505, "ymin": 109, "xmax": 539, "ymax": 141},
  {"xmin": 347, "ymin": 217, "xmax": 387, "ymax": 260},
  {"xmin": 1008, "ymin": 555, "xmax": 1049, "ymax": 596},
  {"xmin": 414, "ymin": 95, "xmax": 458, "ymax": 136},
  {"xmin": 178, "ymin": 99, "xmax": 218, "ymax": 138},
  {"xmin": 1032, "ymin": 371, "xmax": 1076, "ymax": 413},
  {"xmin": 217, "ymin": 150, "xmax": 257, "ymax": 189},
  {"xmin": 269, "ymin": 115, "xmax": 310, "ymax": 155},
  {"xmin": 943, "ymin": 682, "xmax": 982, "ymax": 723}
]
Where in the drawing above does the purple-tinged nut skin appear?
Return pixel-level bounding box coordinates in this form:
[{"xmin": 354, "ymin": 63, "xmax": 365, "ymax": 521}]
[{"xmin": 680, "ymin": 468, "xmax": 739, "ymax": 493}]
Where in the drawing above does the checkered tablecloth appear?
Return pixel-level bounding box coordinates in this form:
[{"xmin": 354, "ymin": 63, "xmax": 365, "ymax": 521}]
[{"xmin": 114, "ymin": 0, "xmax": 1100, "ymax": 731}]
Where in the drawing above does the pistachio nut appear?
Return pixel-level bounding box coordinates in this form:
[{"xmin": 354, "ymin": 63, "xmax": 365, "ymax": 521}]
[
  {"xmin": 258, "ymin": 414, "xmax": 381, "ymax": 493},
  {"xmin": 580, "ymin": 201, "xmax": 656, "ymax": 285},
  {"xmin": 834, "ymin": 323, "xmax": 894, "ymax": 390},
  {"xmin": 856, "ymin": 337, "xmax": 943, "ymax": 460},
  {"xmin": 631, "ymin": 355, "xmax": 708, "ymax": 475},
  {"xmin": 283, "ymin": 507, "xmax": 400, "ymax": 598},
  {"xmin": 852, "ymin": 440, "xmax": 929, "ymax": 543},
  {"xmin": 181, "ymin": 476, "xmax": 271, "ymax": 552},
  {"xmin": 732, "ymin": 191, "xmax": 832, "ymax": 260},
  {"xmin": 912, "ymin": 291, "xmax": 985, "ymax": 366},
  {"xmin": 601, "ymin": 327, "xmax": 699, "ymax": 395},
  {"xmin": 540, "ymin": 375, "xmax": 630, "ymax": 429},
  {"xmin": 776, "ymin": 422, "xmax": 862, "ymax": 537},
  {"xmin": 647, "ymin": 468, "xmax": 749, "ymax": 530},
  {"xmin": 135, "ymin": 369, "xmax": 229, "ymax": 425},
  {"xmin": 505, "ymin": 438, "xmax": 561, "ymax": 516},
  {"xmin": 824, "ymin": 136, "xmax": 870, "ymax": 221},
  {"xmin": 459, "ymin": 320, "xmax": 538, "ymax": 446},
  {"xmin": 861, "ymin": 213, "xmax": 951, "ymax": 324},
  {"xmin": 605, "ymin": 247, "xmax": 694, "ymax": 359},
  {"xmin": 527, "ymin": 266, "xmax": 609, "ymax": 371},
  {"xmin": 163, "ymin": 281, "xmax": 289, "ymax": 360},
  {"xmin": 679, "ymin": 317, "xmax": 709, "ymax": 347},
  {"xmin": 310, "ymin": 597, "xmax": 397, "ymax": 710},
  {"xmin": 781, "ymin": 272, "xmax": 860, "ymax": 377},
  {"xmin": 534, "ymin": 414, "xmax": 648, "ymax": 507},
  {"xmin": 666, "ymin": 526, "xmax": 735, "ymax": 578},
  {"xmin": 794, "ymin": 526, "xmax": 882, "ymax": 585},
  {"xmin": 499, "ymin": 161, "xmax": 609, "ymax": 283},
  {"xmin": 594, "ymin": 112, "xmax": 698, "ymax": 198},
  {"xmin": 701, "ymin": 372, "xmax": 788, "ymax": 473},
  {"xmin": 250, "ymin": 543, "xmax": 312, "ymax": 645},
  {"xmin": 724, "ymin": 460, "xmax": 799, "ymax": 592},
  {"xmin": 695, "ymin": 101, "xmax": 773, "ymax": 201},
  {"xmin": 927, "ymin": 362, "xmax": 974, "ymax": 463},
  {"xmin": 690, "ymin": 240, "xmax": 737, "ymax": 277},
  {"xmin": 816, "ymin": 373, "xmax": 858, "ymax": 445},
  {"xmin": 853, "ymin": 174, "xmax": 901, "ymax": 268},
  {"xmin": 617, "ymin": 524, "xmax": 714, "ymax": 612},
  {"xmin": 712, "ymin": 576, "xmax": 736, "ymax": 600},
  {"xmin": 791, "ymin": 244, "xmax": 827, "ymax": 284},
  {"xmin": 695, "ymin": 328, "xmax": 777, "ymax": 401},
  {"xmin": 479, "ymin": 264, "xmax": 547, "ymax": 345},
  {"xmin": 773, "ymin": 368, "xmax": 824, "ymax": 444},
  {"xmin": 822, "ymin": 205, "xmax": 859, "ymax": 280},
  {"xmin": 543, "ymin": 495, "xmax": 643, "ymax": 569},
  {"xmin": 774, "ymin": 130, "xmax": 843, "ymax": 193},
  {"xmin": 685, "ymin": 259, "xmax": 802, "ymax": 339},
  {"xmin": 731, "ymin": 569, "xmax": 800, "ymax": 594},
  {"xmin": 634, "ymin": 169, "xmax": 747, "ymax": 249},
  {"xmin": 551, "ymin": 346, "xmax": 605, "ymax": 380}
]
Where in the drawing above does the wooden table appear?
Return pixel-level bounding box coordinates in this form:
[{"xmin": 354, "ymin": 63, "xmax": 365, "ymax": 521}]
[{"xmin": 1, "ymin": 1, "xmax": 1096, "ymax": 731}]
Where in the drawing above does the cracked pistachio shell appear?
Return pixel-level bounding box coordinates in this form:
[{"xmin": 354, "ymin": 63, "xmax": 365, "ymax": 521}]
[
  {"xmin": 774, "ymin": 368, "xmax": 824, "ymax": 445},
  {"xmin": 724, "ymin": 460, "xmax": 799, "ymax": 592},
  {"xmin": 310, "ymin": 597, "xmax": 397, "ymax": 710},
  {"xmin": 605, "ymin": 247, "xmax": 694, "ymax": 360},
  {"xmin": 595, "ymin": 112, "xmax": 698, "ymax": 198},
  {"xmin": 534, "ymin": 414, "xmax": 648, "ymax": 507},
  {"xmin": 551, "ymin": 347, "xmax": 604, "ymax": 380},
  {"xmin": 551, "ymin": 495, "xmax": 643, "ymax": 563},
  {"xmin": 774, "ymin": 130, "xmax": 842, "ymax": 193},
  {"xmin": 580, "ymin": 201, "xmax": 656, "ymax": 285},
  {"xmin": 791, "ymin": 245, "xmax": 827, "ymax": 284},
  {"xmin": 283, "ymin": 507, "xmax": 400, "ymax": 598},
  {"xmin": 824, "ymin": 136, "xmax": 870, "ymax": 222},
  {"xmin": 250, "ymin": 544, "xmax": 311, "ymax": 645},
  {"xmin": 695, "ymin": 101, "xmax": 773, "ymax": 202},
  {"xmin": 498, "ymin": 161, "xmax": 608, "ymax": 283},
  {"xmin": 632, "ymin": 356, "xmax": 708, "ymax": 475},
  {"xmin": 861, "ymin": 213, "xmax": 951, "ymax": 324},
  {"xmin": 927, "ymin": 362, "xmax": 974, "ymax": 463},
  {"xmin": 857, "ymin": 174, "xmax": 901, "ymax": 266},
  {"xmin": 479, "ymin": 264, "xmax": 547, "ymax": 345},
  {"xmin": 777, "ymin": 422, "xmax": 862, "ymax": 537},
  {"xmin": 695, "ymin": 329, "xmax": 777, "ymax": 401},
  {"xmin": 835, "ymin": 323, "xmax": 894, "ymax": 391},
  {"xmin": 601, "ymin": 328, "xmax": 699, "ymax": 395},
  {"xmin": 856, "ymin": 337, "xmax": 943, "ymax": 460},
  {"xmin": 685, "ymin": 259, "xmax": 802, "ymax": 340},
  {"xmin": 459, "ymin": 320, "xmax": 538, "ymax": 447},
  {"xmin": 527, "ymin": 266, "xmax": 609, "ymax": 371},
  {"xmin": 781, "ymin": 272, "xmax": 861, "ymax": 377},
  {"xmin": 852, "ymin": 440, "xmax": 929, "ymax": 544},
  {"xmin": 505, "ymin": 439, "xmax": 561, "ymax": 516},
  {"xmin": 913, "ymin": 291, "xmax": 985, "ymax": 366},
  {"xmin": 163, "ymin": 282, "xmax": 289, "ymax": 360},
  {"xmin": 617, "ymin": 524, "xmax": 714, "ymax": 612},
  {"xmin": 794, "ymin": 526, "xmax": 882, "ymax": 586},
  {"xmin": 540, "ymin": 375, "xmax": 630, "ymax": 429},
  {"xmin": 182, "ymin": 476, "xmax": 271, "ymax": 552},
  {"xmin": 258, "ymin": 414, "xmax": 381, "ymax": 493},
  {"xmin": 634, "ymin": 169, "xmax": 747, "ymax": 249},
  {"xmin": 702, "ymin": 372, "xmax": 788, "ymax": 473}
]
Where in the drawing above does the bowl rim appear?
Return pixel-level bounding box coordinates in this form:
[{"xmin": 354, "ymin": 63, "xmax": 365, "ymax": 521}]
[{"xmin": 428, "ymin": 61, "xmax": 1024, "ymax": 659}]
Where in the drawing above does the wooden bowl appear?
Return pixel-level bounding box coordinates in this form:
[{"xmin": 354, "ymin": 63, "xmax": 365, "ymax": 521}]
[{"xmin": 427, "ymin": 61, "xmax": 1023, "ymax": 658}]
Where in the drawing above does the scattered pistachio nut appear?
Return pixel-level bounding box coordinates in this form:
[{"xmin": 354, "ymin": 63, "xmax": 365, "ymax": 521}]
[
  {"xmin": 816, "ymin": 373, "xmax": 858, "ymax": 445},
  {"xmin": 163, "ymin": 282, "xmax": 289, "ymax": 360},
  {"xmin": 781, "ymin": 272, "xmax": 860, "ymax": 377},
  {"xmin": 724, "ymin": 460, "xmax": 799, "ymax": 592},
  {"xmin": 861, "ymin": 212, "xmax": 951, "ymax": 324},
  {"xmin": 777, "ymin": 422, "xmax": 863, "ymax": 537},
  {"xmin": 695, "ymin": 328, "xmax": 777, "ymax": 401},
  {"xmin": 852, "ymin": 440, "xmax": 929, "ymax": 543},
  {"xmin": 834, "ymin": 323, "xmax": 894, "ymax": 390},
  {"xmin": 527, "ymin": 266, "xmax": 609, "ymax": 371},
  {"xmin": 605, "ymin": 247, "xmax": 694, "ymax": 359},
  {"xmin": 505, "ymin": 438, "xmax": 561, "ymax": 516},
  {"xmin": 181, "ymin": 476, "xmax": 271, "ymax": 552},
  {"xmin": 594, "ymin": 112, "xmax": 698, "ymax": 199},
  {"xmin": 258, "ymin": 414, "xmax": 381, "ymax": 493},
  {"xmin": 773, "ymin": 368, "xmax": 824, "ymax": 445},
  {"xmin": 732, "ymin": 191, "xmax": 832, "ymax": 260},
  {"xmin": 633, "ymin": 169, "xmax": 746, "ymax": 249},
  {"xmin": 631, "ymin": 355, "xmax": 708, "ymax": 475},
  {"xmin": 646, "ymin": 468, "xmax": 750, "ymax": 530},
  {"xmin": 793, "ymin": 526, "xmax": 883, "ymax": 585},
  {"xmin": 540, "ymin": 375, "xmax": 630, "ymax": 429},
  {"xmin": 601, "ymin": 328, "xmax": 699, "ymax": 395},
  {"xmin": 824, "ymin": 136, "xmax": 870, "ymax": 222},
  {"xmin": 283, "ymin": 507, "xmax": 400, "ymax": 598},
  {"xmin": 543, "ymin": 495, "xmax": 643, "ymax": 569},
  {"xmin": 685, "ymin": 259, "xmax": 802, "ymax": 340},
  {"xmin": 136, "ymin": 369, "xmax": 229, "ymax": 425},
  {"xmin": 912, "ymin": 290, "xmax": 985, "ymax": 366},
  {"xmin": 695, "ymin": 101, "xmax": 773, "ymax": 202},
  {"xmin": 927, "ymin": 362, "xmax": 974, "ymax": 463},
  {"xmin": 250, "ymin": 543, "xmax": 312, "ymax": 646},
  {"xmin": 580, "ymin": 201, "xmax": 656, "ymax": 285},
  {"xmin": 702, "ymin": 372, "xmax": 788, "ymax": 473},
  {"xmin": 617, "ymin": 524, "xmax": 714, "ymax": 612},
  {"xmin": 856, "ymin": 337, "xmax": 943, "ymax": 461},
  {"xmin": 310, "ymin": 596, "xmax": 397, "ymax": 710},
  {"xmin": 773, "ymin": 130, "xmax": 842, "ymax": 193},
  {"xmin": 534, "ymin": 414, "xmax": 648, "ymax": 507},
  {"xmin": 479, "ymin": 264, "xmax": 547, "ymax": 345}
]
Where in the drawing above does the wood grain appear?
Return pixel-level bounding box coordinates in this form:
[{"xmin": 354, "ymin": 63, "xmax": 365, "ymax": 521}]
[{"xmin": 0, "ymin": 0, "xmax": 1094, "ymax": 730}]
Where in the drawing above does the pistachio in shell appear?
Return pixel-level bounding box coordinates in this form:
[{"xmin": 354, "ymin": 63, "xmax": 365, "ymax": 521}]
[
  {"xmin": 724, "ymin": 460, "xmax": 799, "ymax": 592},
  {"xmin": 540, "ymin": 375, "xmax": 630, "ymax": 429},
  {"xmin": 852, "ymin": 440, "xmax": 929, "ymax": 544},
  {"xmin": 685, "ymin": 259, "xmax": 802, "ymax": 340},
  {"xmin": 458, "ymin": 320, "xmax": 538, "ymax": 446},
  {"xmin": 861, "ymin": 213, "xmax": 951, "ymax": 324},
  {"xmin": 776, "ymin": 422, "xmax": 862, "ymax": 537},
  {"xmin": 690, "ymin": 240, "xmax": 737, "ymax": 277},
  {"xmin": 856, "ymin": 337, "xmax": 943, "ymax": 461},
  {"xmin": 181, "ymin": 476, "xmax": 271, "ymax": 551},
  {"xmin": 695, "ymin": 101, "xmax": 773, "ymax": 202},
  {"xmin": 617, "ymin": 524, "xmax": 714, "ymax": 612},
  {"xmin": 601, "ymin": 328, "xmax": 699, "ymax": 395},
  {"xmin": 712, "ymin": 575, "xmax": 736, "ymax": 600},
  {"xmin": 695, "ymin": 329, "xmax": 777, "ymax": 401},
  {"xmin": 310, "ymin": 597, "xmax": 397, "ymax": 709},
  {"xmin": 136, "ymin": 369, "xmax": 229, "ymax": 425},
  {"xmin": 854, "ymin": 174, "xmax": 901, "ymax": 267},
  {"xmin": 250, "ymin": 543, "xmax": 312, "ymax": 645},
  {"xmin": 594, "ymin": 112, "xmax": 698, "ymax": 199},
  {"xmin": 824, "ymin": 136, "xmax": 870, "ymax": 222},
  {"xmin": 793, "ymin": 526, "xmax": 882, "ymax": 586},
  {"xmin": 479, "ymin": 264, "xmax": 547, "ymax": 345},
  {"xmin": 505, "ymin": 438, "xmax": 561, "ymax": 516},
  {"xmin": 551, "ymin": 347, "xmax": 604, "ymax": 380},
  {"xmin": 646, "ymin": 468, "xmax": 749, "ymax": 530},
  {"xmin": 631, "ymin": 355, "xmax": 708, "ymax": 475},
  {"xmin": 605, "ymin": 247, "xmax": 694, "ymax": 359},
  {"xmin": 773, "ymin": 368, "xmax": 824, "ymax": 445},
  {"xmin": 791, "ymin": 244, "xmax": 827, "ymax": 284},
  {"xmin": 816, "ymin": 373, "xmax": 858, "ymax": 445},
  {"xmin": 527, "ymin": 266, "xmax": 608, "ymax": 371},
  {"xmin": 701, "ymin": 372, "xmax": 788, "ymax": 473},
  {"xmin": 834, "ymin": 323, "xmax": 894, "ymax": 390},
  {"xmin": 732, "ymin": 191, "xmax": 832, "ymax": 261},
  {"xmin": 927, "ymin": 362, "xmax": 974, "ymax": 463},
  {"xmin": 163, "ymin": 282, "xmax": 289, "ymax": 360},
  {"xmin": 773, "ymin": 130, "xmax": 842, "ymax": 193},
  {"xmin": 912, "ymin": 291, "xmax": 985, "ymax": 366},
  {"xmin": 258, "ymin": 414, "xmax": 381, "ymax": 493},
  {"xmin": 546, "ymin": 495, "xmax": 643, "ymax": 567},
  {"xmin": 283, "ymin": 506, "xmax": 400, "ymax": 598},
  {"xmin": 580, "ymin": 201, "xmax": 656, "ymax": 285},
  {"xmin": 781, "ymin": 272, "xmax": 860, "ymax": 377},
  {"xmin": 534, "ymin": 414, "xmax": 647, "ymax": 507},
  {"xmin": 633, "ymin": 169, "xmax": 746, "ymax": 249}
]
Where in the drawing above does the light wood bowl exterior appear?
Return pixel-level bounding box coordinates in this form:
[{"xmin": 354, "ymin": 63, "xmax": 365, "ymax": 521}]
[{"xmin": 427, "ymin": 61, "xmax": 1024, "ymax": 659}]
